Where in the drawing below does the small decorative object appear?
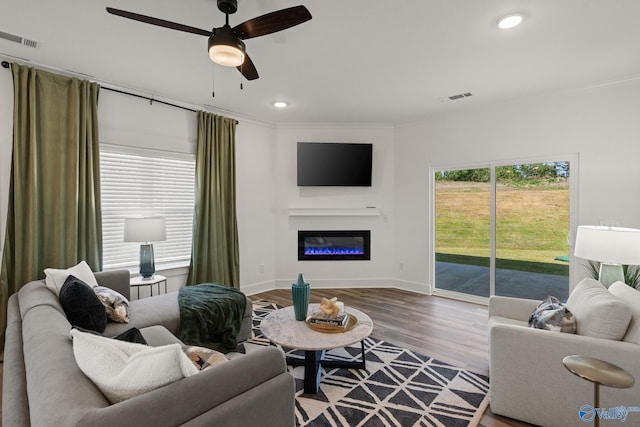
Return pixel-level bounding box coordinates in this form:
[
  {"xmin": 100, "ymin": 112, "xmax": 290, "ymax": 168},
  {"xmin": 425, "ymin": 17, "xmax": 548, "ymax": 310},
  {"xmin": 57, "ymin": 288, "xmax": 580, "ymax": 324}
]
[
  {"xmin": 306, "ymin": 296, "xmax": 349, "ymax": 330},
  {"xmin": 306, "ymin": 301, "xmax": 356, "ymax": 332},
  {"xmin": 319, "ymin": 297, "xmax": 341, "ymax": 318},
  {"xmin": 292, "ymin": 273, "xmax": 310, "ymax": 321}
]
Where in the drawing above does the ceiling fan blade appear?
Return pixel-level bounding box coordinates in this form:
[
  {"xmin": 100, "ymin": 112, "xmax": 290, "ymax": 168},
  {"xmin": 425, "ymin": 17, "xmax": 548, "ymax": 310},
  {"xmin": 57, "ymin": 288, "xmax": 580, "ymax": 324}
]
[
  {"xmin": 106, "ymin": 7, "xmax": 212, "ymax": 37},
  {"xmin": 237, "ymin": 53, "xmax": 259, "ymax": 80},
  {"xmin": 232, "ymin": 5, "xmax": 312, "ymax": 40}
]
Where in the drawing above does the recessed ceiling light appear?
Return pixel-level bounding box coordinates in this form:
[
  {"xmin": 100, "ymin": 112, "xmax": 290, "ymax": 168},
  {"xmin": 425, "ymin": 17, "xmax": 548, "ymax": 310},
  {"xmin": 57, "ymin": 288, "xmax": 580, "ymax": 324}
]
[
  {"xmin": 273, "ymin": 101, "xmax": 288, "ymax": 108},
  {"xmin": 497, "ymin": 13, "xmax": 523, "ymax": 29}
]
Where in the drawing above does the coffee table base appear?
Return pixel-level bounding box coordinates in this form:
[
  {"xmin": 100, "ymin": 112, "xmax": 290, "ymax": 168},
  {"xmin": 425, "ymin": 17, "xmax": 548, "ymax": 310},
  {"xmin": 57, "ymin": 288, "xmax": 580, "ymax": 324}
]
[{"xmin": 287, "ymin": 341, "xmax": 367, "ymax": 394}]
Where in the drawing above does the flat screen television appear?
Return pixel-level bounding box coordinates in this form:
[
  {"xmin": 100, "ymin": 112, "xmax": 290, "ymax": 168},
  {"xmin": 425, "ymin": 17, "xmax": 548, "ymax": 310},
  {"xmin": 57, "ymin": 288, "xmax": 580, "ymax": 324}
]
[{"xmin": 297, "ymin": 142, "xmax": 372, "ymax": 187}]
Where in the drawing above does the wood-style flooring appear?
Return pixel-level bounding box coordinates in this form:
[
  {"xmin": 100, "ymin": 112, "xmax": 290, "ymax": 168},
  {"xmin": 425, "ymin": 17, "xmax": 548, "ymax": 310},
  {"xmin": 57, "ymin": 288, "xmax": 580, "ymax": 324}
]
[{"xmin": 251, "ymin": 287, "xmax": 535, "ymax": 427}]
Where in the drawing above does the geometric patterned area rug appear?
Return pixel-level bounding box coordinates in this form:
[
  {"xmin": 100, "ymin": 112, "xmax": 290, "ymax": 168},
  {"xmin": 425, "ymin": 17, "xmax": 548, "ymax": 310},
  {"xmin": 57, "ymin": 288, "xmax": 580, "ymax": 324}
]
[{"xmin": 245, "ymin": 300, "xmax": 490, "ymax": 427}]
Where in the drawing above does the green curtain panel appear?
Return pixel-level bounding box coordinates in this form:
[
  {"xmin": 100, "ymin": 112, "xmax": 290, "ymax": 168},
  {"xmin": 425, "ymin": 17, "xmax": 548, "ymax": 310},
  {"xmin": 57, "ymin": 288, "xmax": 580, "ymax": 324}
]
[
  {"xmin": 0, "ymin": 64, "xmax": 102, "ymax": 356},
  {"xmin": 187, "ymin": 111, "xmax": 239, "ymax": 288}
]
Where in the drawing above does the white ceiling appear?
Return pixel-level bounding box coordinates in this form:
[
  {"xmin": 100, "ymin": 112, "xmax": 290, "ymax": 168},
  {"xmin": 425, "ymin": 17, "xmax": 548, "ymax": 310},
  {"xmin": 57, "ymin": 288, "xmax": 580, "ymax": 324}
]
[{"xmin": 2, "ymin": 0, "xmax": 640, "ymax": 124}]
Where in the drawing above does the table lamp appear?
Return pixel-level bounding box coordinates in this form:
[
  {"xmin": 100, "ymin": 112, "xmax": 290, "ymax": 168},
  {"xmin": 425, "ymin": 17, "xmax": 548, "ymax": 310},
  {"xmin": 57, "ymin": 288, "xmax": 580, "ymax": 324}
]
[
  {"xmin": 574, "ymin": 225, "xmax": 640, "ymax": 287},
  {"xmin": 123, "ymin": 217, "xmax": 167, "ymax": 278}
]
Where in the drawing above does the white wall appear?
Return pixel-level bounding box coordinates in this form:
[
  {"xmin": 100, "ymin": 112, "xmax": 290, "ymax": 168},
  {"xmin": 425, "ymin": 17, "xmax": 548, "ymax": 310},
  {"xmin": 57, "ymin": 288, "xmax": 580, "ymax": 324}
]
[
  {"xmin": 271, "ymin": 124, "xmax": 396, "ymax": 290},
  {"xmin": 394, "ymin": 78, "xmax": 640, "ymax": 291},
  {"xmin": 235, "ymin": 121, "xmax": 277, "ymax": 294}
]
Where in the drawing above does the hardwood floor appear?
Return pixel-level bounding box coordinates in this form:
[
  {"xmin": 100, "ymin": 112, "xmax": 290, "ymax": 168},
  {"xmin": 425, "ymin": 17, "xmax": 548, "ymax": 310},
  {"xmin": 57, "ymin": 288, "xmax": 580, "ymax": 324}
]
[{"xmin": 250, "ymin": 287, "xmax": 535, "ymax": 427}]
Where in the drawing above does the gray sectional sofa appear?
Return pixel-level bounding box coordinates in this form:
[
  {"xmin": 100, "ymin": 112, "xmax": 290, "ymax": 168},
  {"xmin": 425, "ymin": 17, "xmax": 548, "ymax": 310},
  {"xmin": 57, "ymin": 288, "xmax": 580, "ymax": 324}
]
[{"xmin": 3, "ymin": 270, "xmax": 295, "ymax": 427}]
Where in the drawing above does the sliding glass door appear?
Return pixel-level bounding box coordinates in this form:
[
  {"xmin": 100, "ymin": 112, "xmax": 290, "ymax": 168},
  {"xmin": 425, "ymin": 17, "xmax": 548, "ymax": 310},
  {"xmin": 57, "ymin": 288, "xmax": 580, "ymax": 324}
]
[
  {"xmin": 434, "ymin": 160, "xmax": 572, "ymax": 301},
  {"xmin": 495, "ymin": 163, "xmax": 570, "ymax": 299},
  {"xmin": 434, "ymin": 168, "xmax": 491, "ymax": 298}
]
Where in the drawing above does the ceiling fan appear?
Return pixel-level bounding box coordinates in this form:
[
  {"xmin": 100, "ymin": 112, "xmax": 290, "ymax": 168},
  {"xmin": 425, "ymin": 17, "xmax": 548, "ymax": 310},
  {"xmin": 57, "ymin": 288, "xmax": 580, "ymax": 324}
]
[{"xmin": 106, "ymin": 0, "xmax": 312, "ymax": 81}]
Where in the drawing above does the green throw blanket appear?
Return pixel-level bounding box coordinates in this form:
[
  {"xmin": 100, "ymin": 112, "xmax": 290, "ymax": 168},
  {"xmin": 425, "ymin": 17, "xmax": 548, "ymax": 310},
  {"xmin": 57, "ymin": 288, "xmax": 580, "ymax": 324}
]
[{"xmin": 177, "ymin": 283, "xmax": 247, "ymax": 351}]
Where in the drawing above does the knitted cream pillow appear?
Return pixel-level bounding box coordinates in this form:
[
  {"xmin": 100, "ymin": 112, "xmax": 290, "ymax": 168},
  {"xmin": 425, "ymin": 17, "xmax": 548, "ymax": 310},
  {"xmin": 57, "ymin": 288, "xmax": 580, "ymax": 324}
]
[{"xmin": 566, "ymin": 278, "xmax": 631, "ymax": 340}]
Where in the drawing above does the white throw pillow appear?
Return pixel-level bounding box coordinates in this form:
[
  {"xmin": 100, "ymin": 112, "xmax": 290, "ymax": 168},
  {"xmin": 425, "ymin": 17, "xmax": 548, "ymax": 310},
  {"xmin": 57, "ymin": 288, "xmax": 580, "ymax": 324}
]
[
  {"xmin": 44, "ymin": 261, "xmax": 99, "ymax": 296},
  {"xmin": 608, "ymin": 281, "xmax": 640, "ymax": 344},
  {"xmin": 566, "ymin": 278, "xmax": 632, "ymax": 340},
  {"xmin": 70, "ymin": 329, "xmax": 198, "ymax": 403}
]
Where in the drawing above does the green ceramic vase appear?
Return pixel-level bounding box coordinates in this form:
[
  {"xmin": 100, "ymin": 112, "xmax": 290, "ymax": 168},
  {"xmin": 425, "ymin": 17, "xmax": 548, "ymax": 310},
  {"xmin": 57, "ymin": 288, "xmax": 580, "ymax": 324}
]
[{"xmin": 292, "ymin": 273, "xmax": 310, "ymax": 321}]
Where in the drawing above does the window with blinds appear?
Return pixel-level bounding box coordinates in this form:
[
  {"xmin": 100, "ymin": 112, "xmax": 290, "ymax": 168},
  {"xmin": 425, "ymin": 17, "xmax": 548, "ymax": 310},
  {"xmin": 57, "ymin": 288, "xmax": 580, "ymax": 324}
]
[{"xmin": 100, "ymin": 145, "xmax": 195, "ymax": 270}]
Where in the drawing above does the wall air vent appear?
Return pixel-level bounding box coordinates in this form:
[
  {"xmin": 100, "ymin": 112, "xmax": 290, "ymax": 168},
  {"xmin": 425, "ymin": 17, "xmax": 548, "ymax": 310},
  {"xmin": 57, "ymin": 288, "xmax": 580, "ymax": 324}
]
[{"xmin": 0, "ymin": 30, "xmax": 40, "ymax": 48}]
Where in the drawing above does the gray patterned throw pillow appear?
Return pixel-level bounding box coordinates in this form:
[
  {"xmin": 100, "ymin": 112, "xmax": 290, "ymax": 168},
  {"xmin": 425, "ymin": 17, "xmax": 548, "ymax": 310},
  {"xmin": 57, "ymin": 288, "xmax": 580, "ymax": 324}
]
[{"xmin": 529, "ymin": 295, "xmax": 576, "ymax": 333}]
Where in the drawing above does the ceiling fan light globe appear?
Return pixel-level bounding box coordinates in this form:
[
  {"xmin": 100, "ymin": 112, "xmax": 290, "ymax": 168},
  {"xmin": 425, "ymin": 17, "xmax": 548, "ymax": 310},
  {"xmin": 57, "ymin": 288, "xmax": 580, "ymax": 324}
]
[
  {"xmin": 208, "ymin": 28, "xmax": 246, "ymax": 67},
  {"xmin": 209, "ymin": 44, "xmax": 245, "ymax": 66}
]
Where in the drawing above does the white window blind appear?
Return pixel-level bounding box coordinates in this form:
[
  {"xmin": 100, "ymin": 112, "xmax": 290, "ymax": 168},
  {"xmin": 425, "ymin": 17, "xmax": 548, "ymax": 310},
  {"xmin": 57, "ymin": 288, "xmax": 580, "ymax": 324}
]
[{"xmin": 100, "ymin": 145, "xmax": 195, "ymax": 270}]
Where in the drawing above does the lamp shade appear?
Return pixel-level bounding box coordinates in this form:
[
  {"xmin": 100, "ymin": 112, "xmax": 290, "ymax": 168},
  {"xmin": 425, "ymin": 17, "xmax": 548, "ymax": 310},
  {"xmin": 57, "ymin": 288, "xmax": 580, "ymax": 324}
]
[
  {"xmin": 574, "ymin": 225, "xmax": 640, "ymax": 265},
  {"xmin": 123, "ymin": 217, "xmax": 167, "ymax": 243}
]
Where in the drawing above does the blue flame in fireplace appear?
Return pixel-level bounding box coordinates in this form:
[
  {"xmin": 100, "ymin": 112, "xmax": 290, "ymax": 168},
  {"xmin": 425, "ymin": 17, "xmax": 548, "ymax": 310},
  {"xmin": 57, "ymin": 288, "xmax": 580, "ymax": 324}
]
[{"xmin": 304, "ymin": 246, "xmax": 364, "ymax": 256}]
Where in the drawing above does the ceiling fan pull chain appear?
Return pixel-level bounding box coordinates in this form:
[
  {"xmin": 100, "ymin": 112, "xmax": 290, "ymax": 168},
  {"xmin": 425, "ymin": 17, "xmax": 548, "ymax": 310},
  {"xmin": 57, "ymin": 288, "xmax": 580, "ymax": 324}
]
[
  {"xmin": 240, "ymin": 62, "xmax": 244, "ymax": 90},
  {"xmin": 212, "ymin": 62, "xmax": 215, "ymax": 98}
]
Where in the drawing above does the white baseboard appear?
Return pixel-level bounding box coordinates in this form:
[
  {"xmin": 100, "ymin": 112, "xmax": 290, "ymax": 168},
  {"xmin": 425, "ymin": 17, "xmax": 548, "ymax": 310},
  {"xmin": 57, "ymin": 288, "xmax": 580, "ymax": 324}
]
[
  {"xmin": 393, "ymin": 279, "xmax": 433, "ymax": 295},
  {"xmin": 240, "ymin": 277, "xmax": 432, "ymax": 296},
  {"xmin": 241, "ymin": 279, "xmax": 277, "ymax": 296}
]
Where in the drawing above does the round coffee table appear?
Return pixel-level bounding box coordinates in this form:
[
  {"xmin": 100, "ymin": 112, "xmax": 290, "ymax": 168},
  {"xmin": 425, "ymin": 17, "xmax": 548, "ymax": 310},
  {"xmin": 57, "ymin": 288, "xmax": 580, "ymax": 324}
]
[{"xmin": 260, "ymin": 303, "xmax": 373, "ymax": 394}]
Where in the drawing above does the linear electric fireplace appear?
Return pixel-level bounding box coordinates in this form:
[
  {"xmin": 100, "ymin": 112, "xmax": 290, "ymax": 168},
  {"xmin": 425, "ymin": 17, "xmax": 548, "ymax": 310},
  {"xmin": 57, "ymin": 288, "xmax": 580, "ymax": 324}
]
[{"xmin": 298, "ymin": 230, "xmax": 371, "ymax": 261}]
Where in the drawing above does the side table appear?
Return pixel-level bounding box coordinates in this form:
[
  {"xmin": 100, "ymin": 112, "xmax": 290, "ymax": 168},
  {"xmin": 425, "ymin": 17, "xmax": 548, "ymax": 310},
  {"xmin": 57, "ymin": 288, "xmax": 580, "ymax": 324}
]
[
  {"xmin": 563, "ymin": 355, "xmax": 634, "ymax": 427},
  {"xmin": 130, "ymin": 274, "xmax": 167, "ymax": 299}
]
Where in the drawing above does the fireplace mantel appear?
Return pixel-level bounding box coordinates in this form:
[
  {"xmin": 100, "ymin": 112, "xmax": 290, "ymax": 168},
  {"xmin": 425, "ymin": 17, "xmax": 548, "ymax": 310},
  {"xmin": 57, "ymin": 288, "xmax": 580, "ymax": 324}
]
[{"xmin": 288, "ymin": 208, "xmax": 380, "ymax": 217}]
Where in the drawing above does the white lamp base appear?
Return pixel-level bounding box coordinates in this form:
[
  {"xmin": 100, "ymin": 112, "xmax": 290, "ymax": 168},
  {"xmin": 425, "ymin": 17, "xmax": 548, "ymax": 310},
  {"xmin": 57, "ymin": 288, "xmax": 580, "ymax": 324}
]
[{"xmin": 598, "ymin": 263, "xmax": 624, "ymax": 288}]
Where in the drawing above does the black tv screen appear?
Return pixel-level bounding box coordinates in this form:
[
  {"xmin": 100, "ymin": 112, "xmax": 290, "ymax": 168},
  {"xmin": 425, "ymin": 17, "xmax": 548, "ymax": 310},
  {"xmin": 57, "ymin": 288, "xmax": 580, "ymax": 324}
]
[{"xmin": 297, "ymin": 142, "xmax": 372, "ymax": 187}]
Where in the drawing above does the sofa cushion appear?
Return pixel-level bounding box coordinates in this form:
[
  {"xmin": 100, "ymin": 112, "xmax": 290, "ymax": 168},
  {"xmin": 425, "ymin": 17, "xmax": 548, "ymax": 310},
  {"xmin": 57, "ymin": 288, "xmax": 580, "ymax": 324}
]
[
  {"xmin": 59, "ymin": 276, "xmax": 107, "ymax": 333},
  {"xmin": 70, "ymin": 328, "xmax": 198, "ymax": 404},
  {"xmin": 566, "ymin": 278, "xmax": 631, "ymax": 340},
  {"xmin": 44, "ymin": 260, "xmax": 99, "ymax": 296},
  {"xmin": 104, "ymin": 291, "xmax": 180, "ymax": 337},
  {"xmin": 608, "ymin": 281, "xmax": 640, "ymax": 344},
  {"xmin": 94, "ymin": 286, "xmax": 130, "ymax": 323}
]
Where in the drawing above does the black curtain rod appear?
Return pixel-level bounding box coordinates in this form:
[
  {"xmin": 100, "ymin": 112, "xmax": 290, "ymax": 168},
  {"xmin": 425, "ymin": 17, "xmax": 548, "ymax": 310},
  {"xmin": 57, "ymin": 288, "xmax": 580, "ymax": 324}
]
[
  {"xmin": 101, "ymin": 86, "xmax": 197, "ymax": 113},
  {"xmin": 2, "ymin": 60, "xmax": 238, "ymax": 123}
]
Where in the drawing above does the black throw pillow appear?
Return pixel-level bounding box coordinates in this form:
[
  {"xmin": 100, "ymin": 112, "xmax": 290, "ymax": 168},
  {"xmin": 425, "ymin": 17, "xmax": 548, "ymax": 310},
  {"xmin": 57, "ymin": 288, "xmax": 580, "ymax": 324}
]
[
  {"xmin": 72, "ymin": 326, "xmax": 148, "ymax": 345},
  {"xmin": 59, "ymin": 275, "xmax": 107, "ymax": 333},
  {"xmin": 112, "ymin": 327, "xmax": 148, "ymax": 345}
]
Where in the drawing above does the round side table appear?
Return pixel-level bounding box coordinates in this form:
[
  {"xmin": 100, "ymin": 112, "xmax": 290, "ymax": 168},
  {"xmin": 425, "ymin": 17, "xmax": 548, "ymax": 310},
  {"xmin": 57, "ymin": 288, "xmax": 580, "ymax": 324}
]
[{"xmin": 563, "ymin": 355, "xmax": 634, "ymax": 427}]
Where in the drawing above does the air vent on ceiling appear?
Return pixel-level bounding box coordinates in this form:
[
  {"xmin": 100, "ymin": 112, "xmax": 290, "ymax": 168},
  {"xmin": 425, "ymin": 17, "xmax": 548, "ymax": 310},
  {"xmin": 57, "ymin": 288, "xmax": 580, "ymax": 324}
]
[
  {"xmin": 0, "ymin": 30, "xmax": 40, "ymax": 48},
  {"xmin": 448, "ymin": 92, "xmax": 473, "ymax": 101}
]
